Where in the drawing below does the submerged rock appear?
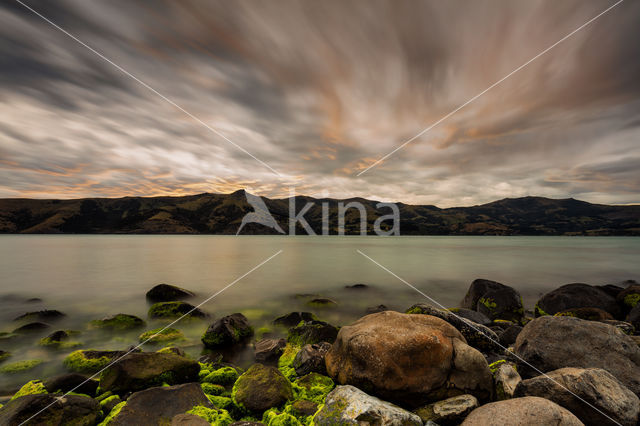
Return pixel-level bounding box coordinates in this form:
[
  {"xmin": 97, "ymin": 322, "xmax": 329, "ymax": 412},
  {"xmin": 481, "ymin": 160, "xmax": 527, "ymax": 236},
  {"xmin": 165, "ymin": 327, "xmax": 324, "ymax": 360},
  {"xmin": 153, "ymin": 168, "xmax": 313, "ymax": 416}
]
[
  {"xmin": 0, "ymin": 393, "xmax": 100, "ymax": 425},
  {"xmin": 146, "ymin": 283, "xmax": 195, "ymax": 302},
  {"xmin": 99, "ymin": 352, "xmax": 200, "ymax": 394},
  {"xmin": 0, "ymin": 360, "xmax": 42, "ymax": 374},
  {"xmin": 514, "ymin": 316, "xmax": 640, "ymax": 395},
  {"xmin": 293, "ymin": 342, "xmax": 332, "ymax": 376},
  {"xmin": 461, "ymin": 396, "xmax": 583, "ymax": 425},
  {"xmin": 12, "ymin": 322, "xmax": 50, "ymax": 334},
  {"xmin": 89, "ymin": 314, "xmax": 145, "ymax": 330},
  {"xmin": 414, "ymin": 394, "xmax": 478, "ymax": 426},
  {"xmin": 326, "ymin": 311, "xmax": 493, "ymax": 407},
  {"xmin": 232, "ymin": 363, "xmax": 292, "ymax": 413},
  {"xmin": 38, "ymin": 330, "xmax": 81, "ymax": 349},
  {"xmin": 13, "ymin": 309, "xmax": 65, "ymax": 322},
  {"xmin": 139, "ymin": 327, "xmax": 185, "ymax": 344},
  {"xmin": 273, "ymin": 312, "xmax": 317, "ymax": 327},
  {"xmin": 514, "ymin": 367, "xmax": 640, "ymax": 426},
  {"xmin": 313, "ymin": 385, "xmax": 422, "ymax": 425},
  {"xmin": 201, "ymin": 313, "xmax": 253, "ymax": 349},
  {"xmin": 307, "ymin": 298, "xmax": 337, "ymax": 307},
  {"xmin": 148, "ymin": 301, "xmax": 207, "ymax": 319},
  {"xmin": 109, "ymin": 383, "xmax": 212, "ymax": 425},
  {"xmin": 535, "ymin": 283, "xmax": 621, "ymax": 318},
  {"xmin": 287, "ymin": 320, "xmax": 338, "ymax": 346}
]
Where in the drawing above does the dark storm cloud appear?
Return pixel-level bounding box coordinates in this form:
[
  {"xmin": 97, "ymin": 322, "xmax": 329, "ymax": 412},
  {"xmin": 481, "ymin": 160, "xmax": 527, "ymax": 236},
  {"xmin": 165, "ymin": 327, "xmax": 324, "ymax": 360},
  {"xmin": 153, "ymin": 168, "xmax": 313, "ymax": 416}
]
[{"xmin": 0, "ymin": 0, "xmax": 639, "ymax": 205}]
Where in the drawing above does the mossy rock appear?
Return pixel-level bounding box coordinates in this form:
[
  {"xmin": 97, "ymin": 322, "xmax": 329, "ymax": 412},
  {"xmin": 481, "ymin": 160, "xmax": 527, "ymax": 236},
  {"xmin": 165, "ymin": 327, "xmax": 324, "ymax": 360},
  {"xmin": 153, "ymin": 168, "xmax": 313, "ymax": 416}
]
[
  {"xmin": 146, "ymin": 283, "xmax": 195, "ymax": 303},
  {"xmin": 293, "ymin": 373, "xmax": 334, "ymax": 404},
  {"xmin": 13, "ymin": 309, "xmax": 65, "ymax": 322},
  {"xmin": 232, "ymin": 364, "xmax": 293, "ymax": 413},
  {"xmin": 278, "ymin": 344, "xmax": 300, "ymax": 380},
  {"xmin": 201, "ymin": 366, "xmax": 240, "ymax": 386},
  {"xmin": 201, "ymin": 383, "xmax": 226, "ymax": 396},
  {"xmin": 0, "ymin": 360, "xmax": 42, "ymax": 374},
  {"xmin": 11, "ymin": 380, "xmax": 47, "ymax": 400},
  {"xmin": 202, "ymin": 313, "xmax": 253, "ymax": 349},
  {"xmin": 287, "ymin": 321, "xmax": 338, "ymax": 346},
  {"xmin": 186, "ymin": 405, "xmax": 234, "ymax": 425},
  {"xmin": 98, "ymin": 400, "xmax": 126, "ymax": 426},
  {"xmin": 0, "ymin": 394, "xmax": 100, "ymax": 425},
  {"xmin": 139, "ymin": 327, "xmax": 185, "ymax": 344},
  {"xmin": 63, "ymin": 349, "xmax": 130, "ymax": 374},
  {"xmin": 148, "ymin": 301, "xmax": 208, "ymax": 319},
  {"xmin": 89, "ymin": 314, "xmax": 145, "ymax": 330},
  {"xmin": 38, "ymin": 330, "xmax": 81, "ymax": 349}
]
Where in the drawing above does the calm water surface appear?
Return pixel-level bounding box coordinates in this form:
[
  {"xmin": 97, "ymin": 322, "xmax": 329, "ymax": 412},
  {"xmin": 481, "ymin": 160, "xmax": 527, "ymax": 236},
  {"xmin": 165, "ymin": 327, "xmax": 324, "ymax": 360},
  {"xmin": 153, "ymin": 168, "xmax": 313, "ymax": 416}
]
[{"xmin": 1, "ymin": 235, "xmax": 639, "ymax": 391}]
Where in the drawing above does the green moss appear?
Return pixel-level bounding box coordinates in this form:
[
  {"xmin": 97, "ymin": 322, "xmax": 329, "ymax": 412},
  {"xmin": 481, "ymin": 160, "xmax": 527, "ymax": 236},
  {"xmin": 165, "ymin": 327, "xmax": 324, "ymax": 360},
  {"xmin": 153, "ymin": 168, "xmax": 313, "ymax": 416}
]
[
  {"xmin": 534, "ymin": 302, "xmax": 549, "ymax": 317},
  {"xmin": 97, "ymin": 401, "xmax": 126, "ymax": 426},
  {"xmin": 0, "ymin": 360, "xmax": 42, "ymax": 374},
  {"xmin": 99, "ymin": 395, "xmax": 121, "ymax": 408},
  {"xmin": 202, "ymin": 383, "xmax": 226, "ymax": 396},
  {"xmin": 405, "ymin": 306, "xmax": 423, "ymax": 314},
  {"xmin": 89, "ymin": 314, "xmax": 145, "ymax": 330},
  {"xmin": 148, "ymin": 301, "xmax": 203, "ymax": 319},
  {"xmin": 278, "ymin": 344, "xmax": 300, "ymax": 380},
  {"xmin": 186, "ymin": 405, "xmax": 234, "ymax": 425},
  {"xmin": 479, "ymin": 297, "xmax": 497, "ymax": 310},
  {"xmin": 95, "ymin": 391, "xmax": 113, "ymax": 402},
  {"xmin": 63, "ymin": 350, "xmax": 112, "ymax": 374},
  {"xmin": 138, "ymin": 327, "xmax": 185, "ymax": 344},
  {"xmin": 11, "ymin": 380, "xmax": 47, "ymax": 400},
  {"xmin": 232, "ymin": 364, "xmax": 293, "ymax": 413},
  {"xmin": 263, "ymin": 409, "xmax": 303, "ymax": 426},
  {"xmin": 488, "ymin": 359, "xmax": 507, "ymax": 374},
  {"xmin": 624, "ymin": 293, "xmax": 640, "ymax": 308},
  {"xmin": 292, "ymin": 373, "xmax": 334, "ymax": 404},
  {"xmin": 38, "ymin": 336, "xmax": 82, "ymax": 349},
  {"xmin": 207, "ymin": 395, "xmax": 233, "ymax": 409},
  {"xmin": 202, "ymin": 367, "xmax": 239, "ymax": 386}
]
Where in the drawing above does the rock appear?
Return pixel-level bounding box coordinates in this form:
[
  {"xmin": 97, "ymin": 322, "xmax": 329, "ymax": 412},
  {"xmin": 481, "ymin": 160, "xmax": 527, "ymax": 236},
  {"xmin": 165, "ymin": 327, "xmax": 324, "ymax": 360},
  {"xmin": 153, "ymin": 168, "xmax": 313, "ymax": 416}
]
[
  {"xmin": 414, "ymin": 394, "xmax": 478, "ymax": 426},
  {"xmin": 448, "ymin": 308, "xmax": 492, "ymax": 326},
  {"xmin": 325, "ymin": 311, "xmax": 493, "ymax": 407},
  {"xmin": 139, "ymin": 327, "xmax": 185, "ymax": 344},
  {"xmin": 171, "ymin": 413, "xmax": 211, "ymax": 425},
  {"xmin": 157, "ymin": 346, "xmax": 186, "ymax": 356},
  {"xmin": 600, "ymin": 319, "xmax": 635, "ymax": 335},
  {"xmin": 146, "ymin": 283, "xmax": 195, "ymax": 302},
  {"xmin": 293, "ymin": 342, "xmax": 332, "ymax": 376},
  {"xmin": 365, "ymin": 304, "xmax": 389, "ymax": 315},
  {"xmin": 273, "ymin": 312, "xmax": 317, "ymax": 327},
  {"xmin": 12, "ymin": 322, "xmax": 50, "ymax": 334},
  {"xmin": 514, "ymin": 367, "xmax": 640, "ymax": 426},
  {"xmin": 148, "ymin": 301, "xmax": 207, "ymax": 319},
  {"xmin": 461, "ymin": 396, "xmax": 583, "ymax": 425},
  {"xmin": 554, "ymin": 307, "xmax": 614, "ymax": 321},
  {"xmin": 617, "ymin": 284, "xmax": 640, "ymax": 309},
  {"xmin": 0, "ymin": 394, "xmax": 100, "ymax": 425},
  {"xmin": 627, "ymin": 304, "xmax": 640, "ymax": 330},
  {"xmin": 461, "ymin": 279, "xmax": 524, "ymax": 323},
  {"xmin": 39, "ymin": 330, "xmax": 81, "ymax": 348},
  {"xmin": 89, "ymin": 314, "xmax": 145, "ymax": 330},
  {"xmin": 514, "ymin": 316, "xmax": 640, "ymax": 395},
  {"xmin": 202, "ymin": 313, "xmax": 253, "ymax": 348},
  {"xmin": 535, "ymin": 283, "xmax": 621, "ymax": 318},
  {"xmin": 345, "ymin": 284, "xmax": 369, "ymax": 289},
  {"xmin": 63, "ymin": 349, "xmax": 139, "ymax": 374},
  {"xmin": 100, "ymin": 395, "xmax": 122, "ymax": 413},
  {"xmin": 0, "ymin": 359, "xmax": 42, "ymax": 374},
  {"xmin": 99, "ymin": 352, "xmax": 200, "ymax": 394},
  {"xmin": 44, "ymin": 373, "xmax": 99, "ymax": 395},
  {"xmin": 307, "ymin": 298, "xmax": 337, "ymax": 307},
  {"xmin": 13, "ymin": 309, "xmax": 65, "ymax": 322},
  {"xmin": 407, "ymin": 304, "xmax": 501, "ymax": 353},
  {"xmin": 461, "ymin": 279, "xmax": 509, "ymax": 309},
  {"xmin": 498, "ymin": 325, "xmax": 522, "ymax": 346},
  {"xmin": 491, "ymin": 361, "xmax": 521, "ymax": 400},
  {"xmin": 109, "ymin": 383, "xmax": 212, "ymax": 425},
  {"xmin": 232, "ymin": 364, "xmax": 292, "ymax": 413},
  {"xmin": 287, "ymin": 320, "xmax": 338, "ymax": 346},
  {"xmin": 313, "ymin": 385, "xmax": 422, "ymax": 425},
  {"xmin": 291, "ymin": 399, "xmax": 318, "ymax": 416},
  {"xmin": 254, "ymin": 338, "xmax": 286, "ymax": 365}
]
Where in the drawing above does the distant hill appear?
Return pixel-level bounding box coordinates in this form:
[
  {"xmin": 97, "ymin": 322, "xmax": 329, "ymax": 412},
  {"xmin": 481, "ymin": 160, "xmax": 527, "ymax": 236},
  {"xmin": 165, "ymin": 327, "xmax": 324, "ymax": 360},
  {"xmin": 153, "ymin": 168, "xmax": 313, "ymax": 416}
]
[{"xmin": 0, "ymin": 191, "xmax": 638, "ymax": 235}]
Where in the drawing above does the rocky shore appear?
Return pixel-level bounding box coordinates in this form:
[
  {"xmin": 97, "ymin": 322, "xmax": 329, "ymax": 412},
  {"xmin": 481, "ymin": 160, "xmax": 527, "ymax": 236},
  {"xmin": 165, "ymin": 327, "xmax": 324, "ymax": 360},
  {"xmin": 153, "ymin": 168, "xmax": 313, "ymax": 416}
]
[{"xmin": 1, "ymin": 279, "xmax": 640, "ymax": 425}]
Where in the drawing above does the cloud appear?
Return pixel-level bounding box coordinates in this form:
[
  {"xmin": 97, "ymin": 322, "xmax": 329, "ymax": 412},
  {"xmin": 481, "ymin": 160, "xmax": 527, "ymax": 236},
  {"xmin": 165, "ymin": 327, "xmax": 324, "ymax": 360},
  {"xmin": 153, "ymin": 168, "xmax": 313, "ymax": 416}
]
[{"xmin": 0, "ymin": 0, "xmax": 639, "ymax": 206}]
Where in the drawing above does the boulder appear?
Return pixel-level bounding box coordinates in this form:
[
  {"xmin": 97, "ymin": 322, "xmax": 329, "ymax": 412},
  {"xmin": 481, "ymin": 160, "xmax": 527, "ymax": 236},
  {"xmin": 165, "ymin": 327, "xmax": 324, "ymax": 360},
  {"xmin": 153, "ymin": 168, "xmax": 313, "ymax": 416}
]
[
  {"xmin": 146, "ymin": 283, "xmax": 195, "ymax": 302},
  {"xmin": 12, "ymin": 322, "xmax": 50, "ymax": 334},
  {"xmin": 202, "ymin": 313, "xmax": 253, "ymax": 348},
  {"xmin": 254, "ymin": 338, "xmax": 286, "ymax": 365},
  {"xmin": 0, "ymin": 394, "xmax": 100, "ymax": 425},
  {"xmin": 461, "ymin": 279, "xmax": 509, "ymax": 309},
  {"xmin": 63, "ymin": 349, "xmax": 139, "ymax": 374},
  {"xmin": 617, "ymin": 284, "xmax": 640, "ymax": 309},
  {"xmin": 109, "ymin": 383, "xmax": 212, "ymax": 425},
  {"xmin": 498, "ymin": 325, "xmax": 522, "ymax": 347},
  {"xmin": 414, "ymin": 394, "xmax": 478, "ymax": 425},
  {"xmin": 39, "ymin": 330, "xmax": 81, "ymax": 348},
  {"xmin": 273, "ymin": 312, "xmax": 317, "ymax": 327},
  {"xmin": 293, "ymin": 342, "xmax": 332, "ymax": 376},
  {"xmin": 514, "ymin": 316, "xmax": 640, "ymax": 395},
  {"xmin": 461, "ymin": 279, "xmax": 524, "ymax": 323},
  {"xmin": 406, "ymin": 304, "xmax": 501, "ymax": 353},
  {"xmin": 535, "ymin": 283, "xmax": 621, "ymax": 318},
  {"xmin": 232, "ymin": 364, "xmax": 292, "ymax": 413},
  {"xmin": 89, "ymin": 313, "xmax": 145, "ymax": 330},
  {"xmin": 554, "ymin": 307, "xmax": 614, "ymax": 321},
  {"xmin": 491, "ymin": 361, "xmax": 521, "ymax": 400},
  {"xmin": 13, "ymin": 309, "xmax": 65, "ymax": 322},
  {"xmin": 99, "ymin": 352, "xmax": 200, "ymax": 394},
  {"xmin": 461, "ymin": 396, "xmax": 583, "ymax": 425},
  {"xmin": 291, "ymin": 399, "xmax": 318, "ymax": 416},
  {"xmin": 313, "ymin": 385, "xmax": 422, "ymax": 425},
  {"xmin": 148, "ymin": 301, "xmax": 207, "ymax": 319},
  {"xmin": 325, "ymin": 311, "xmax": 493, "ymax": 407},
  {"xmin": 514, "ymin": 367, "xmax": 640, "ymax": 426},
  {"xmin": 287, "ymin": 320, "xmax": 338, "ymax": 346},
  {"xmin": 44, "ymin": 373, "xmax": 99, "ymax": 395}
]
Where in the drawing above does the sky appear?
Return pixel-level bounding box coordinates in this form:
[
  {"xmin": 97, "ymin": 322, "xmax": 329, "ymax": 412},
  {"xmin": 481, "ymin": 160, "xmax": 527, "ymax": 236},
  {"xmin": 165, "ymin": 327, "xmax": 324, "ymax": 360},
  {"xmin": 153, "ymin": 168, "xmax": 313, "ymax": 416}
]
[{"xmin": 0, "ymin": 0, "xmax": 639, "ymax": 207}]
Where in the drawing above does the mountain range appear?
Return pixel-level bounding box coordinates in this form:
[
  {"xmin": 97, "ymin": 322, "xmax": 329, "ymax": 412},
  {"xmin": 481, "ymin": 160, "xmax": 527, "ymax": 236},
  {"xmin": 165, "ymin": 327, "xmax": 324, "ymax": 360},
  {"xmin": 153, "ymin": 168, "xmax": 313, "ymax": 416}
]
[{"xmin": 0, "ymin": 191, "xmax": 638, "ymax": 235}]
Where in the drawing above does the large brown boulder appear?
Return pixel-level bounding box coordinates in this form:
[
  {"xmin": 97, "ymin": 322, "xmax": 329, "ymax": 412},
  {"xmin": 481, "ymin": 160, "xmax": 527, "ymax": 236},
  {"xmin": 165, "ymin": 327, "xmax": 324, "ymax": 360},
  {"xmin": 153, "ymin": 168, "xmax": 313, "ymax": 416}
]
[
  {"xmin": 461, "ymin": 396, "xmax": 583, "ymax": 425},
  {"xmin": 325, "ymin": 311, "xmax": 492, "ymax": 407},
  {"xmin": 514, "ymin": 316, "xmax": 640, "ymax": 395}
]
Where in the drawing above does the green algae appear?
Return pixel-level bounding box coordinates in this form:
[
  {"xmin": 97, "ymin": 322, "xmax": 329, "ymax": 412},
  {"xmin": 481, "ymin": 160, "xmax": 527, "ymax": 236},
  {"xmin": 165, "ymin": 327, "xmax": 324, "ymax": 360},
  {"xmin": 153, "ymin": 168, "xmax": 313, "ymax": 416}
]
[
  {"xmin": 202, "ymin": 366, "xmax": 239, "ymax": 386},
  {"xmin": 624, "ymin": 293, "xmax": 640, "ymax": 308},
  {"xmin": 0, "ymin": 360, "xmax": 42, "ymax": 374},
  {"xmin": 63, "ymin": 350, "xmax": 112, "ymax": 374},
  {"xmin": 186, "ymin": 405, "xmax": 234, "ymax": 425},
  {"xmin": 292, "ymin": 373, "xmax": 334, "ymax": 404},
  {"xmin": 11, "ymin": 380, "xmax": 47, "ymax": 400},
  {"xmin": 89, "ymin": 314, "xmax": 145, "ymax": 330},
  {"xmin": 278, "ymin": 344, "xmax": 300, "ymax": 380},
  {"xmin": 97, "ymin": 401, "xmax": 126, "ymax": 426},
  {"xmin": 202, "ymin": 383, "xmax": 226, "ymax": 396},
  {"xmin": 138, "ymin": 327, "xmax": 185, "ymax": 344}
]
